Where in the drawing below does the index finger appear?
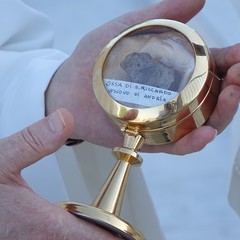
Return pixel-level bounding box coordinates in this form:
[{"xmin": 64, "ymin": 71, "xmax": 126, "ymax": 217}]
[
  {"xmin": 211, "ymin": 43, "xmax": 240, "ymax": 77},
  {"xmin": 93, "ymin": 0, "xmax": 206, "ymax": 47},
  {"xmin": 118, "ymin": 0, "xmax": 206, "ymax": 26},
  {"xmin": 0, "ymin": 109, "xmax": 74, "ymax": 176}
]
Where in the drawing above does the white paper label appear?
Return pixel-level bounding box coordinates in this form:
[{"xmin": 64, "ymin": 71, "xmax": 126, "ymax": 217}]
[{"xmin": 104, "ymin": 79, "xmax": 178, "ymax": 108}]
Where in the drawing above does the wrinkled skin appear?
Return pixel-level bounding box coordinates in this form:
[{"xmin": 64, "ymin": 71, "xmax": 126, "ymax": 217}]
[{"xmin": 0, "ymin": 109, "xmax": 122, "ymax": 240}]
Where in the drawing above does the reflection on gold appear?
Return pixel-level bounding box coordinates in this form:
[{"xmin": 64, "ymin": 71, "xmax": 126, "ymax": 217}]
[
  {"xmin": 94, "ymin": 20, "xmax": 220, "ymax": 144},
  {"xmin": 59, "ymin": 20, "xmax": 221, "ymax": 240}
]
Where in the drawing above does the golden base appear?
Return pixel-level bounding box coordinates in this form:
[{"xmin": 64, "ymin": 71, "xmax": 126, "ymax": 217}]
[{"xmin": 58, "ymin": 202, "xmax": 145, "ymax": 240}]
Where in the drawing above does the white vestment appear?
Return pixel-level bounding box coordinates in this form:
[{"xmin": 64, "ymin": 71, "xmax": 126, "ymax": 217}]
[
  {"xmin": 229, "ymin": 145, "xmax": 240, "ymax": 216},
  {"xmin": 1, "ymin": 1, "xmax": 240, "ymax": 239},
  {"xmin": 0, "ymin": 1, "xmax": 163, "ymax": 239}
]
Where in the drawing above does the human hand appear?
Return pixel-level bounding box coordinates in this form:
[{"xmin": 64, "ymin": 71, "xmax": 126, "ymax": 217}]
[
  {"xmin": 45, "ymin": 0, "xmax": 240, "ymax": 154},
  {"xmin": 0, "ymin": 108, "xmax": 121, "ymax": 240}
]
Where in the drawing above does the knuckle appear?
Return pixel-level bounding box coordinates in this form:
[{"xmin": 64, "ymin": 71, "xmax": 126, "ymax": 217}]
[
  {"xmin": 231, "ymin": 43, "xmax": 240, "ymax": 62},
  {"xmin": 227, "ymin": 64, "xmax": 240, "ymax": 82},
  {"xmin": 21, "ymin": 127, "xmax": 46, "ymax": 154}
]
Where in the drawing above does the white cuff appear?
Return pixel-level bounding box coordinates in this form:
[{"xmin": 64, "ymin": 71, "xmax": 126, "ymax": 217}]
[
  {"xmin": 228, "ymin": 147, "xmax": 240, "ymax": 216},
  {"xmin": 0, "ymin": 49, "xmax": 68, "ymax": 138}
]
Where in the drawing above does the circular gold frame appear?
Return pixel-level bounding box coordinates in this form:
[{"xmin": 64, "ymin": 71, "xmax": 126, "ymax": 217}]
[{"xmin": 93, "ymin": 19, "xmax": 220, "ymax": 145}]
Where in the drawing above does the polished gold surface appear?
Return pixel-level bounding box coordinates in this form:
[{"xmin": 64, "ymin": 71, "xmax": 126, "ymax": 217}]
[
  {"xmin": 58, "ymin": 202, "xmax": 145, "ymax": 240},
  {"xmin": 93, "ymin": 19, "xmax": 221, "ymax": 144},
  {"xmin": 59, "ymin": 130, "xmax": 145, "ymax": 240},
  {"xmin": 59, "ymin": 19, "xmax": 221, "ymax": 240},
  {"xmin": 92, "ymin": 159, "xmax": 131, "ymax": 215}
]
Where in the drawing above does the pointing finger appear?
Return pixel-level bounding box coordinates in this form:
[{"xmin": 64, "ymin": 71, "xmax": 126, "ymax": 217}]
[{"xmin": 0, "ymin": 108, "xmax": 74, "ymax": 175}]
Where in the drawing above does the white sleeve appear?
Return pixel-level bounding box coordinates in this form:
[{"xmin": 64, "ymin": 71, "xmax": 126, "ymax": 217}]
[
  {"xmin": 228, "ymin": 147, "xmax": 240, "ymax": 216},
  {"xmin": 0, "ymin": 0, "xmax": 68, "ymax": 138}
]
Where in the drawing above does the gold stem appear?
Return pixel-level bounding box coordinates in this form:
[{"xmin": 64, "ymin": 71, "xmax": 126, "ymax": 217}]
[
  {"xmin": 92, "ymin": 131, "xmax": 145, "ymax": 216},
  {"xmin": 92, "ymin": 159, "xmax": 130, "ymax": 216}
]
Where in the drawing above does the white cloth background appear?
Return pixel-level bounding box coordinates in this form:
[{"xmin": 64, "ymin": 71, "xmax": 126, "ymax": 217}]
[{"xmin": 1, "ymin": 0, "xmax": 240, "ymax": 239}]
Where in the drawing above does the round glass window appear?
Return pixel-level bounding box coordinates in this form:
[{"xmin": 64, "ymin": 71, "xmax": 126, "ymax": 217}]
[{"xmin": 103, "ymin": 27, "xmax": 195, "ymax": 108}]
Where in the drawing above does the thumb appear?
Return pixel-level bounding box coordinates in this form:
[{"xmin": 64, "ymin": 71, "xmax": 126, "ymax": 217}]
[
  {"xmin": 87, "ymin": 0, "xmax": 206, "ymax": 55},
  {"xmin": 0, "ymin": 108, "xmax": 74, "ymax": 175},
  {"xmin": 117, "ymin": 0, "xmax": 206, "ymax": 26}
]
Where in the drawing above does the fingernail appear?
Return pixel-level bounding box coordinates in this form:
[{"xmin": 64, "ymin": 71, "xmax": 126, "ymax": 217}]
[
  {"xmin": 214, "ymin": 129, "xmax": 218, "ymax": 137},
  {"xmin": 212, "ymin": 129, "xmax": 218, "ymax": 141},
  {"xmin": 48, "ymin": 110, "xmax": 66, "ymax": 133}
]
